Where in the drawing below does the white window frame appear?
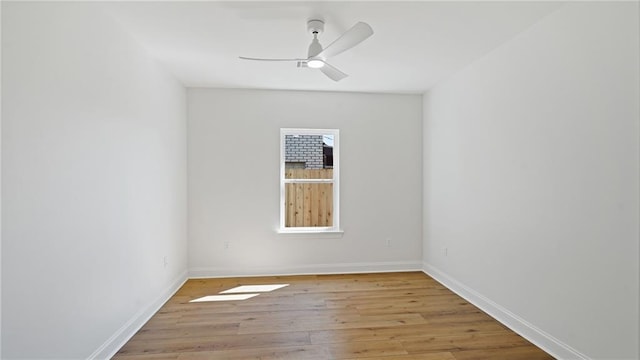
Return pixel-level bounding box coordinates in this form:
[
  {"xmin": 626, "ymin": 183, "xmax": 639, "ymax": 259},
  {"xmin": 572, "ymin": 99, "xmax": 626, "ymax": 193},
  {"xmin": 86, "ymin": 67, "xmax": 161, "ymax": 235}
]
[{"xmin": 279, "ymin": 128, "xmax": 341, "ymax": 234}]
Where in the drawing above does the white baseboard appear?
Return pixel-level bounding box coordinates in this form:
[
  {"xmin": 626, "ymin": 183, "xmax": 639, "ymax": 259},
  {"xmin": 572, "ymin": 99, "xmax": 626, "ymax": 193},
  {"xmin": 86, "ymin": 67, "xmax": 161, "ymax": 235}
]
[
  {"xmin": 189, "ymin": 260, "xmax": 423, "ymax": 278},
  {"xmin": 422, "ymin": 262, "xmax": 589, "ymax": 360},
  {"xmin": 88, "ymin": 270, "xmax": 188, "ymax": 360}
]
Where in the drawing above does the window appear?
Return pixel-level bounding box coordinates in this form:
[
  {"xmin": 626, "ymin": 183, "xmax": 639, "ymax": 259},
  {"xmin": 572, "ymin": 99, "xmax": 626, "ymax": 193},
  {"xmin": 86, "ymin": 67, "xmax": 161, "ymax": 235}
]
[{"xmin": 280, "ymin": 129, "xmax": 340, "ymax": 233}]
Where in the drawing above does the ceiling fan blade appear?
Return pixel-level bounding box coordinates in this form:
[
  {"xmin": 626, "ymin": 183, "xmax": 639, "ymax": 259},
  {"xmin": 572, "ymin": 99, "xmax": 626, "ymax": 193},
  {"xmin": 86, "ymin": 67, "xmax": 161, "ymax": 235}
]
[
  {"xmin": 319, "ymin": 62, "xmax": 348, "ymax": 82},
  {"xmin": 239, "ymin": 56, "xmax": 305, "ymax": 62},
  {"xmin": 316, "ymin": 22, "xmax": 373, "ymax": 59}
]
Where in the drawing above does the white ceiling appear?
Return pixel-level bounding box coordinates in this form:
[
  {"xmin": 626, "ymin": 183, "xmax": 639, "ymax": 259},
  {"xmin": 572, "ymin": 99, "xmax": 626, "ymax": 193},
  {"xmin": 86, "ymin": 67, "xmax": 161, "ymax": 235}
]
[{"xmin": 102, "ymin": 1, "xmax": 564, "ymax": 94}]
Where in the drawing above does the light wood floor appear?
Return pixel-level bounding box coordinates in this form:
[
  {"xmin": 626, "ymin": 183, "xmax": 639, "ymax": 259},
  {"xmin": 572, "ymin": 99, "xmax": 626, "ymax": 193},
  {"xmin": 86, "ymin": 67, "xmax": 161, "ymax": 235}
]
[{"xmin": 113, "ymin": 272, "xmax": 554, "ymax": 359}]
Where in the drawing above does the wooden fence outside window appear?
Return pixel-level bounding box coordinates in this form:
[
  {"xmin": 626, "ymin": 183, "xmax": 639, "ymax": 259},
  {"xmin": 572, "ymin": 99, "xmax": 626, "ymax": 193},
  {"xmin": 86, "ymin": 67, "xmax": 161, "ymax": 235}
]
[{"xmin": 284, "ymin": 168, "xmax": 333, "ymax": 227}]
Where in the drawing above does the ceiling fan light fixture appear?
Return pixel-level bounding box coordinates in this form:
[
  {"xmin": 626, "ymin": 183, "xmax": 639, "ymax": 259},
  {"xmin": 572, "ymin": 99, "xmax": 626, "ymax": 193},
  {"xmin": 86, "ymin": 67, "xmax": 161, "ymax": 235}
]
[{"xmin": 307, "ymin": 59, "xmax": 325, "ymax": 68}]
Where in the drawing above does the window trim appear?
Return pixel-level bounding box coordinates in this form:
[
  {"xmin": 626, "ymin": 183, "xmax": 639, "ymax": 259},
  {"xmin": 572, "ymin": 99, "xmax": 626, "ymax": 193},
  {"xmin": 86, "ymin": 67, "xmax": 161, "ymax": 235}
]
[{"xmin": 279, "ymin": 128, "xmax": 340, "ymax": 234}]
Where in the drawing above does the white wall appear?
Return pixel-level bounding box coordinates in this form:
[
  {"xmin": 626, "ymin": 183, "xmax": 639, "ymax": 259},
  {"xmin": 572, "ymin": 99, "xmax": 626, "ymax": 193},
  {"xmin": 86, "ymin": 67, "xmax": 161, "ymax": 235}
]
[
  {"xmin": 188, "ymin": 89, "xmax": 422, "ymax": 276},
  {"xmin": 423, "ymin": 2, "xmax": 639, "ymax": 359},
  {"xmin": 0, "ymin": 2, "xmax": 3, "ymax": 355},
  {"xmin": 2, "ymin": 3, "xmax": 187, "ymax": 358}
]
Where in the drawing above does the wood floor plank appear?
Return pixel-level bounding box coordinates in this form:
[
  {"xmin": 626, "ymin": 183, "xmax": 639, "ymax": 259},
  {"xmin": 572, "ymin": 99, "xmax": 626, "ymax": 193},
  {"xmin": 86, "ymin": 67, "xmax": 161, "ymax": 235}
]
[
  {"xmin": 131, "ymin": 323, "xmax": 240, "ymax": 340},
  {"xmin": 114, "ymin": 354, "xmax": 179, "ymax": 360},
  {"xmin": 326, "ymin": 293, "xmax": 463, "ymax": 309},
  {"xmin": 309, "ymin": 320, "xmax": 508, "ymax": 345},
  {"xmin": 346, "ymin": 352, "xmax": 457, "ymax": 360},
  {"xmin": 175, "ymin": 345, "xmax": 329, "ymax": 360},
  {"xmin": 113, "ymin": 272, "xmax": 554, "ymax": 359},
  {"xmin": 325, "ymin": 340, "xmax": 407, "ymax": 358},
  {"xmin": 116, "ymin": 332, "xmax": 311, "ymax": 355},
  {"xmin": 452, "ymin": 345, "xmax": 555, "ymax": 360},
  {"xmin": 401, "ymin": 332, "xmax": 532, "ymax": 353},
  {"xmin": 238, "ymin": 312, "xmax": 427, "ymax": 334}
]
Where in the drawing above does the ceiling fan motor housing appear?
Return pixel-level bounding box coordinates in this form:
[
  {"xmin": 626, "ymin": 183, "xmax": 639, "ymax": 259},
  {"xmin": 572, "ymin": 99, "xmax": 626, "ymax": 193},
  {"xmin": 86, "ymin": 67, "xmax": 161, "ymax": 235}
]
[
  {"xmin": 307, "ymin": 20, "xmax": 325, "ymax": 58},
  {"xmin": 307, "ymin": 19, "xmax": 324, "ymax": 35}
]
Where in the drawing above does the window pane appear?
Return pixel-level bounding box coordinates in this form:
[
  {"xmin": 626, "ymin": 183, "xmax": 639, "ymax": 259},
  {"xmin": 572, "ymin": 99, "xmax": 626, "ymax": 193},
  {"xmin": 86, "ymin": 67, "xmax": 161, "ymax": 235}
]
[
  {"xmin": 284, "ymin": 183, "xmax": 333, "ymax": 227},
  {"xmin": 285, "ymin": 134, "xmax": 333, "ymax": 179}
]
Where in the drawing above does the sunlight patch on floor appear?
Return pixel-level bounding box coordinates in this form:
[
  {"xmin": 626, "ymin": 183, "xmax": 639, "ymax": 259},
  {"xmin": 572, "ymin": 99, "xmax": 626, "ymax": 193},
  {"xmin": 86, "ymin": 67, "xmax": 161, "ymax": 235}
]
[
  {"xmin": 189, "ymin": 294, "xmax": 260, "ymax": 302},
  {"xmin": 220, "ymin": 284, "xmax": 289, "ymax": 294},
  {"xmin": 189, "ymin": 284, "xmax": 290, "ymax": 303}
]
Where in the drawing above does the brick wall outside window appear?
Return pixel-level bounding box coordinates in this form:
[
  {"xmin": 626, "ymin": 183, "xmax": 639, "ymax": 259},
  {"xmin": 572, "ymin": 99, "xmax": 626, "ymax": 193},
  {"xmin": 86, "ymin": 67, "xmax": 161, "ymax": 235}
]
[{"xmin": 284, "ymin": 135, "xmax": 324, "ymax": 169}]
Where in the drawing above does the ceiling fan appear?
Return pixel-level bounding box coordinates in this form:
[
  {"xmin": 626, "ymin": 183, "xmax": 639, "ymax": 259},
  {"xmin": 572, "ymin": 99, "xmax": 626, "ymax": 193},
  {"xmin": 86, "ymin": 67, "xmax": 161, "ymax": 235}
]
[{"xmin": 239, "ymin": 20, "xmax": 374, "ymax": 82}]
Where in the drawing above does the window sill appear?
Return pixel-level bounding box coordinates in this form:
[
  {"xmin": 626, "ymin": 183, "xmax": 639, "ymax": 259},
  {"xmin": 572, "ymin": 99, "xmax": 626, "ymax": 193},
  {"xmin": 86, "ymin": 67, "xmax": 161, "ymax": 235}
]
[{"xmin": 277, "ymin": 229, "xmax": 344, "ymax": 238}]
